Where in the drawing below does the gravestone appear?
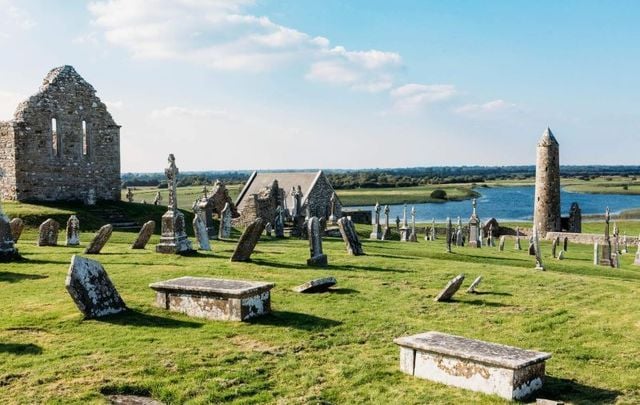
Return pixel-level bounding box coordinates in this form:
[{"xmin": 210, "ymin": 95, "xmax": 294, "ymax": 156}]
[
  {"xmin": 621, "ymin": 233, "xmax": 628, "ymax": 254},
  {"xmin": 125, "ymin": 188, "xmax": 134, "ymax": 203},
  {"xmin": 400, "ymin": 204, "xmax": 410, "ymax": 242},
  {"xmin": 466, "ymin": 276, "xmax": 482, "ymax": 293},
  {"xmin": 84, "ymin": 224, "xmax": 113, "ymax": 254},
  {"xmin": 445, "ymin": 217, "xmax": 452, "ymax": 253},
  {"xmin": 563, "ymin": 237, "xmax": 568, "ymax": 252},
  {"xmin": 498, "ymin": 235, "xmax": 505, "ymax": 251},
  {"xmin": 230, "ymin": 218, "xmax": 265, "ymax": 262},
  {"xmin": 131, "ymin": 220, "xmax": 155, "ymax": 249},
  {"xmin": 600, "ymin": 208, "xmax": 613, "ymax": 266},
  {"xmin": 634, "ymin": 243, "xmax": 640, "ymax": 266},
  {"xmin": 528, "ymin": 241, "xmax": 535, "ymax": 256},
  {"xmin": 293, "ymin": 277, "xmax": 337, "ymax": 293},
  {"xmin": 370, "ymin": 202, "xmax": 382, "ymax": 240},
  {"xmin": 514, "ymin": 227, "xmax": 522, "ymax": 250},
  {"xmin": 9, "ymin": 218, "xmax": 24, "ymax": 243},
  {"xmin": 533, "ymin": 225, "xmax": 544, "ymax": 270},
  {"xmin": 66, "ymin": 215, "xmax": 80, "ymax": 246},
  {"xmin": 328, "ymin": 192, "xmax": 337, "ymax": 225},
  {"xmin": 307, "ymin": 216, "xmax": 328, "ymax": 267},
  {"xmin": 612, "ymin": 253, "xmax": 620, "ymax": 268},
  {"xmin": 274, "ymin": 205, "xmax": 285, "ymax": 238},
  {"xmin": 156, "ymin": 154, "xmax": 193, "ymax": 254},
  {"xmin": 65, "ymin": 255, "xmax": 126, "ymax": 318},
  {"xmin": 149, "ymin": 276, "xmax": 274, "ymax": 321},
  {"xmin": 153, "ymin": 191, "xmax": 162, "ymax": 206},
  {"xmin": 38, "ymin": 218, "xmax": 60, "ymax": 246},
  {"xmin": 593, "ymin": 241, "xmax": 600, "ymax": 265},
  {"xmin": 551, "ymin": 238, "xmax": 558, "ymax": 258},
  {"xmin": 431, "ymin": 218, "xmax": 437, "ymax": 240},
  {"xmin": 455, "ymin": 228, "xmax": 464, "ymax": 247},
  {"xmin": 265, "ymin": 222, "xmax": 273, "ymax": 237},
  {"xmin": 337, "ymin": 217, "xmax": 364, "ymax": 255},
  {"xmin": 0, "ymin": 203, "xmax": 19, "ymax": 261},
  {"xmin": 218, "ymin": 202, "xmax": 233, "ymax": 239},
  {"xmin": 487, "ymin": 223, "xmax": 494, "ymax": 247},
  {"xmin": 434, "ymin": 274, "xmax": 465, "ymax": 302},
  {"xmin": 408, "ymin": 206, "xmax": 418, "ymax": 242},
  {"xmin": 193, "ymin": 216, "xmax": 211, "ymax": 251},
  {"xmin": 382, "ymin": 205, "xmax": 392, "ymax": 240},
  {"xmin": 468, "ymin": 199, "xmax": 480, "ymax": 248},
  {"xmin": 557, "ymin": 250, "xmax": 565, "ymax": 260}
]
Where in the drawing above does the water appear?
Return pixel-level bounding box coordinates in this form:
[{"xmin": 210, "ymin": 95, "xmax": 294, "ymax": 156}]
[{"xmin": 348, "ymin": 186, "xmax": 640, "ymax": 223}]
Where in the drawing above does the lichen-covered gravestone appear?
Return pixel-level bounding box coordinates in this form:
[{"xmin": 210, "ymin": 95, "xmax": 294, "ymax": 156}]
[
  {"xmin": 307, "ymin": 216, "xmax": 328, "ymax": 267},
  {"xmin": 337, "ymin": 217, "xmax": 364, "ymax": 256},
  {"xmin": 293, "ymin": 277, "xmax": 337, "ymax": 293},
  {"xmin": 156, "ymin": 154, "xmax": 193, "ymax": 254},
  {"xmin": 498, "ymin": 236, "xmax": 505, "ymax": 251},
  {"xmin": 84, "ymin": 224, "xmax": 113, "ymax": 254},
  {"xmin": 230, "ymin": 218, "xmax": 266, "ymax": 262},
  {"xmin": 218, "ymin": 202, "xmax": 232, "ymax": 239},
  {"xmin": 193, "ymin": 216, "xmax": 211, "ymax": 251},
  {"xmin": 634, "ymin": 243, "xmax": 640, "ymax": 266},
  {"xmin": 563, "ymin": 237, "xmax": 568, "ymax": 252},
  {"xmin": 65, "ymin": 255, "xmax": 127, "ymax": 318},
  {"xmin": 0, "ymin": 206, "xmax": 20, "ymax": 261},
  {"xmin": 551, "ymin": 238, "xmax": 558, "ymax": 258},
  {"xmin": 434, "ymin": 274, "xmax": 465, "ymax": 302},
  {"xmin": 466, "ymin": 276, "xmax": 482, "ymax": 293},
  {"xmin": 9, "ymin": 218, "xmax": 24, "ymax": 243},
  {"xmin": 66, "ymin": 215, "xmax": 80, "ymax": 246},
  {"xmin": 131, "ymin": 220, "xmax": 155, "ymax": 249},
  {"xmin": 557, "ymin": 250, "xmax": 565, "ymax": 260},
  {"xmin": 37, "ymin": 218, "xmax": 60, "ymax": 246}
]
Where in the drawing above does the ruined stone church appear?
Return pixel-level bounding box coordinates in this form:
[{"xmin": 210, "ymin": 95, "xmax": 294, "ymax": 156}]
[{"xmin": 0, "ymin": 65, "xmax": 120, "ymax": 202}]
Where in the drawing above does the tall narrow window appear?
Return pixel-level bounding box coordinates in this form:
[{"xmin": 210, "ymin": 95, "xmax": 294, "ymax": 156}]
[
  {"xmin": 51, "ymin": 118, "xmax": 58, "ymax": 157},
  {"xmin": 82, "ymin": 120, "xmax": 89, "ymax": 156}
]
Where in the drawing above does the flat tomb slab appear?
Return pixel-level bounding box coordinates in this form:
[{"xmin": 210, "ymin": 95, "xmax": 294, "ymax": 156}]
[
  {"xmin": 394, "ymin": 331, "xmax": 551, "ymax": 400},
  {"xmin": 149, "ymin": 276, "xmax": 275, "ymax": 321}
]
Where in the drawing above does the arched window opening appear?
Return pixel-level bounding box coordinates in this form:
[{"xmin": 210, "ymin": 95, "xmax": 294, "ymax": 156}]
[
  {"xmin": 51, "ymin": 118, "xmax": 58, "ymax": 157},
  {"xmin": 82, "ymin": 120, "xmax": 89, "ymax": 156}
]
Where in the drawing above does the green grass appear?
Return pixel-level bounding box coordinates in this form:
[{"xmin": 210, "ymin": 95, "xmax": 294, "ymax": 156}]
[
  {"xmin": 122, "ymin": 185, "xmax": 243, "ymax": 212},
  {"xmin": 2, "ymin": 204, "xmax": 640, "ymax": 403},
  {"xmin": 336, "ymin": 185, "xmax": 480, "ymax": 206}
]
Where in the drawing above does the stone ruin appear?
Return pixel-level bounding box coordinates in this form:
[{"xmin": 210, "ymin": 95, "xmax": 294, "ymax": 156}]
[
  {"xmin": 193, "ymin": 181, "xmax": 239, "ymax": 239},
  {"xmin": 0, "ymin": 66, "xmax": 120, "ymax": 202},
  {"xmin": 234, "ymin": 179, "xmax": 282, "ymax": 228}
]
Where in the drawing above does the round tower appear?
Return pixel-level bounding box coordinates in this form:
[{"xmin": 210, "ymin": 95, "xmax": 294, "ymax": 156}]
[{"xmin": 533, "ymin": 127, "xmax": 561, "ymax": 236}]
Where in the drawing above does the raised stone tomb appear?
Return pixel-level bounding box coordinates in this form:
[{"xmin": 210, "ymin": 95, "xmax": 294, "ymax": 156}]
[
  {"xmin": 394, "ymin": 331, "xmax": 552, "ymax": 400},
  {"xmin": 149, "ymin": 276, "xmax": 275, "ymax": 321},
  {"xmin": 293, "ymin": 277, "xmax": 337, "ymax": 293}
]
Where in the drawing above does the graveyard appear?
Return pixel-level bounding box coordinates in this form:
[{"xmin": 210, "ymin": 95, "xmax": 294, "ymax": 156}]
[{"xmin": 1, "ymin": 200, "xmax": 640, "ymax": 403}]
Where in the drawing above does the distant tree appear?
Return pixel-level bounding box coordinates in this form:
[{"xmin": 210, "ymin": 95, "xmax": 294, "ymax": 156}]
[{"xmin": 430, "ymin": 189, "xmax": 447, "ymax": 200}]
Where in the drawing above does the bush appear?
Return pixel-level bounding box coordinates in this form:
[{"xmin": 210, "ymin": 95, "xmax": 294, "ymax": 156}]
[{"xmin": 430, "ymin": 189, "xmax": 447, "ymax": 200}]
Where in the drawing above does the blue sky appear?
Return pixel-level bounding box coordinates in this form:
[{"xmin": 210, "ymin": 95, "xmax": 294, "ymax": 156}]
[{"xmin": 0, "ymin": 0, "xmax": 638, "ymax": 172}]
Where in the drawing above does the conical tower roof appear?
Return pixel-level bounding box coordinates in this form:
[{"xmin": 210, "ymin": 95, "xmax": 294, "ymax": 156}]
[{"xmin": 538, "ymin": 127, "xmax": 559, "ymax": 147}]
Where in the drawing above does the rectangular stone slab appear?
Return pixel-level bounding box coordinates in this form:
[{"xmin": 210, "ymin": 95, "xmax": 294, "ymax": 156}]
[
  {"xmin": 149, "ymin": 276, "xmax": 275, "ymax": 321},
  {"xmin": 394, "ymin": 331, "xmax": 551, "ymax": 400}
]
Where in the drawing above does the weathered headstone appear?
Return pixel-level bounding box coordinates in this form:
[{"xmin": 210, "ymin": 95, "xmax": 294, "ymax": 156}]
[
  {"xmin": 156, "ymin": 154, "xmax": 193, "ymax": 254},
  {"xmin": 600, "ymin": 208, "xmax": 613, "ymax": 266},
  {"xmin": 125, "ymin": 188, "xmax": 134, "ymax": 203},
  {"xmin": 400, "ymin": 204, "xmax": 410, "ymax": 242},
  {"xmin": 487, "ymin": 223, "xmax": 494, "ymax": 247},
  {"xmin": 563, "ymin": 236, "xmax": 568, "ymax": 252},
  {"xmin": 0, "ymin": 203, "xmax": 19, "ymax": 261},
  {"xmin": 218, "ymin": 202, "xmax": 232, "ymax": 239},
  {"xmin": 328, "ymin": 192, "xmax": 337, "ymax": 225},
  {"xmin": 468, "ymin": 199, "xmax": 480, "ymax": 248},
  {"xmin": 533, "ymin": 225, "xmax": 544, "ymax": 270},
  {"xmin": 193, "ymin": 216, "xmax": 211, "ymax": 251},
  {"xmin": 434, "ymin": 274, "xmax": 465, "ymax": 302},
  {"xmin": 37, "ymin": 218, "xmax": 60, "ymax": 246},
  {"xmin": 307, "ymin": 216, "xmax": 328, "ymax": 267},
  {"xmin": 382, "ymin": 205, "xmax": 392, "ymax": 240},
  {"xmin": 446, "ymin": 217, "xmax": 452, "ymax": 253},
  {"xmin": 293, "ymin": 277, "xmax": 337, "ymax": 293},
  {"xmin": 551, "ymin": 238, "xmax": 558, "ymax": 258},
  {"xmin": 66, "ymin": 215, "xmax": 80, "ymax": 246},
  {"xmin": 557, "ymin": 250, "xmax": 565, "ymax": 260},
  {"xmin": 634, "ymin": 243, "xmax": 640, "ymax": 266},
  {"xmin": 9, "ymin": 218, "xmax": 24, "ymax": 243},
  {"xmin": 337, "ymin": 216, "xmax": 364, "ymax": 256},
  {"xmin": 408, "ymin": 206, "xmax": 418, "ymax": 242},
  {"xmin": 498, "ymin": 235, "xmax": 506, "ymax": 251},
  {"xmin": 65, "ymin": 255, "xmax": 126, "ymax": 318},
  {"xmin": 593, "ymin": 241, "xmax": 600, "ymax": 265},
  {"xmin": 131, "ymin": 220, "xmax": 155, "ymax": 249},
  {"xmin": 230, "ymin": 218, "xmax": 266, "ymax": 262},
  {"xmin": 370, "ymin": 202, "xmax": 382, "ymax": 240},
  {"xmin": 466, "ymin": 276, "xmax": 482, "ymax": 293},
  {"xmin": 84, "ymin": 224, "xmax": 113, "ymax": 254},
  {"xmin": 274, "ymin": 205, "xmax": 285, "ymax": 238},
  {"xmin": 514, "ymin": 227, "xmax": 522, "ymax": 250}
]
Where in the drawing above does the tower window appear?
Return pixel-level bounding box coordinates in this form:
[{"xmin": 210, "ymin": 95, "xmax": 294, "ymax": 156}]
[
  {"xmin": 82, "ymin": 120, "xmax": 89, "ymax": 156},
  {"xmin": 51, "ymin": 118, "xmax": 58, "ymax": 157}
]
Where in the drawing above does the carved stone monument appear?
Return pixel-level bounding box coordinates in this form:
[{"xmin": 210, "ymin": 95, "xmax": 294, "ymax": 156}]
[
  {"xmin": 408, "ymin": 206, "xmax": 418, "ymax": 242},
  {"xmin": 382, "ymin": 205, "xmax": 392, "ymax": 240},
  {"xmin": 84, "ymin": 224, "xmax": 113, "ymax": 254},
  {"xmin": 65, "ymin": 255, "xmax": 126, "ymax": 318},
  {"xmin": 66, "ymin": 215, "xmax": 80, "ymax": 246},
  {"xmin": 307, "ymin": 216, "xmax": 328, "ymax": 267},
  {"xmin": 337, "ymin": 216, "xmax": 364, "ymax": 256},
  {"xmin": 0, "ymin": 201, "xmax": 19, "ymax": 261},
  {"xmin": 38, "ymin": 218, "xmax": 60, "ymax": 246},
  {"xmin": 218, "ymin": 202, "xmax": 233, "ymax": 239},
  {"xmin": 131, "ymin": 220, "xmax": 155, "ymax": 249},
  {"xmin": 599, "ymin": 208, "xmax": 613, "ymax": 267},
  {"xmin": 193, "ymin": 216, "xmax": 211, "ymax": 251},
  {"xmin": 434, "ymin": 274, "xmax": 465, "ymax": 302},
  {"xmin": 400, "ymin": 204, "xmax": 410, "ymax": 242},
  {"xmin": 156, "ymin": 154, "xmax": 193, "ymax": 254},
  {"xmin": 468, "ymin": 199, "xmax": 480, "ymax": 248},
  {"xmin": 230, "ymin": 218, "xmax": 266, "ymax": 262},
  {"xmin": 370, "ymin": 202, "xmax": 383, "ymax": 240},
  {"xmin": 9, "ymin": 218, "xmax": 24, "ymax": 243},
  {"xmin": 328, "ymin": 192, "xmax": 338, "ymax": 225}
]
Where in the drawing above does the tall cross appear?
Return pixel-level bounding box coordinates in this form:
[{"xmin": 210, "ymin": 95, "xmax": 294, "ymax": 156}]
[{"xmin": 165, "ymin": 154, "xmax": 179, "ymax": 211}]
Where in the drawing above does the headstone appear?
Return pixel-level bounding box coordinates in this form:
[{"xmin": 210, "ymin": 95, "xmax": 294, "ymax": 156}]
[
  {"xmin": 408, "ymin": 206, "xmax": 418, "ymax": 242},
  {"xmin": 431, "ymin": 218, "xmax": 437, "ymax": 240},
  {"xmin": 600, "ymin": 208, "xmax": 613, "ymax": 266},
  {"xmin": 0, "ymin": 202, "xmax": 19, "ymax": 261},
  {"xmin": 557, "ymin": 250, "xmax": 565, "ymax": 260},
  {"xmin": 563, "ymin": 237, "xmax": 568, "ymax": 252},
  {"xmin": 193, "ymin": 216, "xmax": 211, "ymax": 251},
  {"xmin": 468, "ymin": 199, "xmax": 480, "ymax": 248},
  {"xmin": 370, "ymin": 202, "xmax": 382, "ymax": 240},
  {"xmin": 66, "ymin": 215, "xmax": 80, "ymax": 246},
  {"xmin": 274, "ymin": 205, "xmax": 285, "ymax": 238},
  {"xmin": 400, "ymin": 204, "xmax": 410, "ymax": 242},
  {"xmin": 218, "ymin": 202, "xmax": 232, "ymax": 239},
  {"xmin": 528, "ymin": 241, "xmax": 535, "ymax": 256},
  {"xmin": 37, "ymin": 218, "xmax": 60, "ymax": 246},
  {"xmin": 634, "ymin": 243, "xmax": 640, "ymax": 266},
  {"xmin": 65, "ymin": 255, "xmax": 126, "ymax": 318},
  {"xmin": 230, "ymin": 218, "xmax": 266, "ymax": 262},
  {"xmin": 593, "ymin": 241, "xmax": 600, "ymax": 265},
  {"xmin": 84, "ymin": 224, "xmax": 113, "ymax": 254},
  {"xmin": 9, "ymin": 218, "xmax": 24, "ymax": 243},
  {"xmin": 498, "ymin": 235, "xmax": 505, "ymax": 251},
  {"xmin": 515, "ymin": 227, "xmax": 522, "ymax": 250},
  {"xmin": 487, "ymin": 223, "xmax": 494, "ymax": 247},
  {"xmin": 568, "ymin": 202, "xmax": 582, "ymax": 233},
  {"xmin": 337, "ymin": 216, "xmax": 364, "ymax": 256},
  {"xmin": 455, "ymin": 228, "xmax": 464, "ymax": 247},
  {"xmin": 293, "ymin": 277, "xmax": 337, "ymax": 293},
  {"xmin": 328, "ymin": 192, "xmax": 337, "ymax": 225},
  {"xmin": 613, "ymin": 222, "xmax": 620, "ymax": 254},
  {"xmin": 149, "ymin": 276, "xmax": 274, "ymax": 321},
  {"xmin": 612, "ymin": 253, "xmax": 620, "ymax": 269},
  {"xmin": 445, "ymin": 217, "xmax": 452, "ymax": 253},
  {"xmin": 434, "ymin": 274, "xmax": 465, "ymax": 302},
  {"xmin": 153, "ymin": 191, "xmax": 163, "ymax": 206},
  {"xmin": 551, "ymin": 238, "xmax": 557, "ymax": 258},
  {"xmin": 394, "ymin": 331, "xmax": 552, "ymax": 400},
  {"xmin": 533, "ymin": 225, "xmax": 544, "ymax": 270},
  {"xmin": 382, "ymin": 205, "xmax": 392, "ymax": 240},
  {"xmin": 131, "ymin": 220, "xmax": 155, "ymax": 249},
  {"xmin": 156, "ymin": 154, "xmax": 193, "ymax": 254},
  {"xmin": 395, "ymin": 215, "xmax": 401, "ymax": 232},
  {"xmin": 621, "ymin": 233, "xmax": 628, "ymax": 254},
  {"xmin": 307, "ymin": 216, "xmax": 328, "ymax": 267},
  {"xmin": 466, "ymin": 276, "xmax": 482, "ymax": 293},
  {"xmin": 125, "ymin": 188, "xmax": 134, "ymax": 203},
  {"xmin": 265, "ymin": 222, "xmax": 273, "ymax": 237}
]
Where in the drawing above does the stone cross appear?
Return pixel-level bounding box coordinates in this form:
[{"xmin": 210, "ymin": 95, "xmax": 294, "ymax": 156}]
[
  {"xmin": 400, "ymin": 204, "xmax": 410, "ymax": 242},
  {"xmin": 307, "ymin": 216, "xmax": 328, "ymax": 266},
  {"xmin": 600, "ymin": 207, "xmax": 613, "ymax": 266},
  {"xmin": 329, "ymin": 192, "xmax": 337, "ymax": 224},
  {"xmin": 370, "ymin": 202, "xmax": 382, "ymax": 240},
  {"xmin": 126, "ymin": 188, "xmax": 134, "ymax": 203},
  {"xmin": 166, "ymin": 154, "xmax": 179, "ymax": 211},
  {"xmin": 156, "ymin": 154, "xmax": 193, "ymax": 254},
  {"xmin": 468, "ymin": 199, "xmax": 480, "ymax": 248},
  {"xmin": 382, "ymin": 205, "xmax": 391, "ymax": 240},
  {"xmin": 409, "ymin": 206, "xmax": 418, "ymax": 242},
  {"xmin": 402, "ymin": 204, "xmax": 408, "ymax": 228},
  {"xmin": 446, "ymin": 217, "xmax": 452, "ymax": 253},
  {"xmin": 66, "ymin": 215, "xmax": 80, "ymax": 246},
  {"xmin": 533, "ymin": 224, "xmax": 544, "ymax": 270}
]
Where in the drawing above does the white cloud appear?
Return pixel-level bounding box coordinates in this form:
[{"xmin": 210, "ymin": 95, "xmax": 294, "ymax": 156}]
[
  {"xmin": 455, "ymin": 99, "xmax": 517, "ymax": 116},
  {"xmin": 0, "ymin": 0, "xmax": 36, "ymax": 38},
  {"xmin": 390, "ymin": 83, "xmax": 457, "ymax": 112},
  {"xmin": 104, "ymin": 100, "xmax": 124, "ymax": 110},
  {"xmin": 87, "ymin": 0, "xmax": 400, "ymax": 90},
  {"xmin": 150, "ymin": 106, "xmax": 232, "ymax": 120}
]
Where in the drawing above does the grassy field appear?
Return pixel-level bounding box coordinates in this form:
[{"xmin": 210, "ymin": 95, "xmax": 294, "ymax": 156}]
[
  {"xmin": 122, "ymin": 185, "xmax": 243, "ymax": 212},
  {"xmin": 2, "ymin": 204, "xmax": 640, "ymax": 403}
]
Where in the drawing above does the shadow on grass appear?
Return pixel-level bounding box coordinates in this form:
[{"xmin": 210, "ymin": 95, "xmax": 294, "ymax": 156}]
[
  {"xmin": 328, "ymin": 288, "xmax": 359, "ymax": 295},
  {"xmin": 248, "ymin": 311, "xmax": 341, "ymax": 331},
  {"xmin": 448, "ymin": 299, "xmax": 511, "ymax": 308},
  {"xmin": 368, "ymin": 253, "xmax": 420, "ymax": 261},
  {"xmin": 537, "ymin": 375, "xmax": 621, "ymax": 404},
  {"xmin": 96, "ymin": 309, "xmax": 203, "ymax": 329},
  {"xmin": 12, "ymin": 256, "xmax": 70, "ymax": 265},
  {"xmin": 0, "ymin": 343, "xmax": 42, "ymax": 355},
  {"xmin": 0, "ymin": 272, "xmax": 48, "ymax": 283},
  {"xmin": 470, "ymin": 291, "xmax": 513, "ymax": 297},
  {"xmin": 250, "ymin": 258, "xmax": 306, "ymax": 270}
]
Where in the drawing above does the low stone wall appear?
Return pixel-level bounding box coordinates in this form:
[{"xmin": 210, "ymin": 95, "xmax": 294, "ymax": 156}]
[{"xmin": 545, "ymin": 231, "xmax": 639, "ymax": 245}]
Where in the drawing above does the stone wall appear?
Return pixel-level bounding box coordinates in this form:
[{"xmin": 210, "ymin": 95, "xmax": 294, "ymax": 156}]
[
  {"xmin": 545, "ymin": 231, "xmax": 639, "ymax": 245},
  {"xmin": 0, "ymin": 66, "xmax": 120, "ymax": 202},
  {"xmin": 0, "ymin": 122, "xmax": 16, "ymax": 201},
  {"xmin": 303, "ymin": 173, "xmax": 342, "ymax": 219}
]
